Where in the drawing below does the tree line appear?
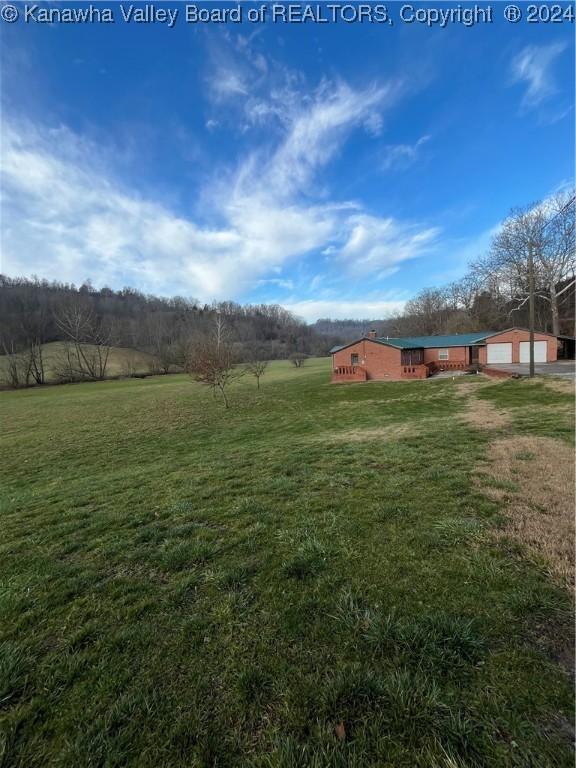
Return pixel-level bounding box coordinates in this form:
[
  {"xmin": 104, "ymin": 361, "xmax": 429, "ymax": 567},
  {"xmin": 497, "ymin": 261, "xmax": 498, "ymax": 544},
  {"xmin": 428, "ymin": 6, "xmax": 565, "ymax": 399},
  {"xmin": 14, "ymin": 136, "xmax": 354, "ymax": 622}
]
[{"xmin": 0, "ymin": 277, "xmax": 340, "ymax": 387}]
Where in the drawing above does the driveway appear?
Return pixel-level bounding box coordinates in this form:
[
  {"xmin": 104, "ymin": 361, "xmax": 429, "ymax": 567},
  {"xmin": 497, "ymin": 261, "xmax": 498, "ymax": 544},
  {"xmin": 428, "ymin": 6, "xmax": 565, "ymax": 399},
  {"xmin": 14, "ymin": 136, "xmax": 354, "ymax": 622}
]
[{"xmin": 484, "ymin": 361, "xmax": 576, "ymax": 379}]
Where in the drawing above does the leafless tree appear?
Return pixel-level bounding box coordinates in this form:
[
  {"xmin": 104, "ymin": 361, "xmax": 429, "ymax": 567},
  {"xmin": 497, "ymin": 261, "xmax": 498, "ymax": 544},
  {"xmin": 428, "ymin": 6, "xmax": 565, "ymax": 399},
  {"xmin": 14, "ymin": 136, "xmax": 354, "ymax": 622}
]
[
  {"xmin": 403, "ymin": 288, "xmax": 450, "ymax": 335},
  {"xmin": 245, "ymin": 358, "xmax": 268, "ymax": 389},
  {"xmin": 186, "ymin": 315, "xmax": 244, "ymax": 408},
  {"xmin": 144, "ymin": 314, "xmax": 178, "ymax": 374},
  {"xmin": 290, "ymin": 353, "xmax": 307, "ymax": 368},
  {"xmin": 478, "ymin": 191, "xmax": 575, "ymax": 335},
  {"xmin": 53, "ymin": 301, "xmax": 114, "ymax": 380},
  {"xmin": 541, "ymin": 191, "xmax": 576, "ymax": 334},
  {"xmin": 212, "ymin": 311, "xmax": 230, "ymax": 351},
  {"xmin": 186, "ymin": 338, "xmax": 244, "ymax": 408},
  {"xmin": 26, "ymin": 341, "xmax": 45, "ymax": 385},
  {"xmin": 53, "ymin": 342, "xmax": 82, "ymax": 384}
]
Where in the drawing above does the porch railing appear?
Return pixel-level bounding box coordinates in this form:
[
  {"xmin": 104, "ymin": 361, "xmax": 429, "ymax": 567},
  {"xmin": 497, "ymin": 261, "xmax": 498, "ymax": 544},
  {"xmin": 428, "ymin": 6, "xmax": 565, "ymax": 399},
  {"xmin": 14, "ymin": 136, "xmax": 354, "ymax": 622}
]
[
  {"xmin": 401, "ymin": 364, "xmax": 429, "ymax": 379},
  {"xmin": 332, "ymin": 365, "xmax": 368, "ymax": 382},
  {"xmin": 427, "ymin": 361, "xmax": 468, "ymax": 373}
]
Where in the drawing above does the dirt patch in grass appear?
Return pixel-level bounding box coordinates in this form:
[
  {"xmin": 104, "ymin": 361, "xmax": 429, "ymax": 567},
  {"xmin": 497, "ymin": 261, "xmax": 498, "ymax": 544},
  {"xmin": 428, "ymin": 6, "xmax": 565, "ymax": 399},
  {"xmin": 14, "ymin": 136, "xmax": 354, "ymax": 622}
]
[
  {"xmin": 456, "ymin": 377, "xmax": 498, "ymax": 391},
  {"xmin": 459, "ymin": 396, "xmax": 511, "ymax": 431},
  {"xmin": 540, "ymin": 378, "xmax": 575, "ymax": 396},
  {"xmin": 475, "ymin": 435, "xmax": 575, "ymax": 589}
]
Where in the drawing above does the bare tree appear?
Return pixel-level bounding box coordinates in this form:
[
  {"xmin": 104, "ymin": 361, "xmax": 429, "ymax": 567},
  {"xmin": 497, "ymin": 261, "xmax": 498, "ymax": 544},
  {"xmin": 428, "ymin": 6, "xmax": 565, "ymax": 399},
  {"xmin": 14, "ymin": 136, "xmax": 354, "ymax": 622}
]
[
  {"xmin": 186, "ymin": 338, "xmax": 244, "ymax": 408},
  {"xmin": 18, "ymin": 287, "xmax": 49, "ymax": 384},
  {"xmin": 186, "ymin": 314, "xmax": 244, "ymax": 408},
  {"xmin": 541, "ymin": 191, "xmax": 576, "ymax": 335},
  {"xmin": 53, "ymin": 342, "xmax": 82, "ymax": 384},
  {"xmin": 290, "ymin": 353, "xmax": 307, "ymax": 368},
  {"xmin": 479, "ymin": 191, "xmax": 575, "ymax": 335},
  {"xmin": 27, "ymin": 341, "xmax": 46, "ymax": 385},
  {"xmin": 145, "ymin": 314, "xmax": 178, "ymax": 374},
  {"xmin": 213, "ymin": 312, "xmax": 229, "ymax": 351},
  {"xmin": 245, "ymin": 358, "xmax": 268, "ymax": 389},
  {"xmin": 53, "ymin": 302, "xmax": 114, "ymax": 380},
  {"xmin": 403, "ymin": 288, "xmax": 450, "ymax": 335}
]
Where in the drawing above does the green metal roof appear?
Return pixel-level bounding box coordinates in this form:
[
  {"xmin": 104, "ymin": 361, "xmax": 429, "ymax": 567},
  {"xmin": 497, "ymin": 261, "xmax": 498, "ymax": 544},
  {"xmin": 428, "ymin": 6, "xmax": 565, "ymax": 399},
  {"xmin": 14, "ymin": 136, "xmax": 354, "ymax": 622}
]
[
  {"xmin": 378, "ymin": 332, "xmax": 493, "ymax": 349},
  {"xmin": 330, "ymin": 332, "xmax": 493, "ymax": 354},
  {"xmin": 330, "ymin": 328, "xmax": 555, "ymax": 355}
]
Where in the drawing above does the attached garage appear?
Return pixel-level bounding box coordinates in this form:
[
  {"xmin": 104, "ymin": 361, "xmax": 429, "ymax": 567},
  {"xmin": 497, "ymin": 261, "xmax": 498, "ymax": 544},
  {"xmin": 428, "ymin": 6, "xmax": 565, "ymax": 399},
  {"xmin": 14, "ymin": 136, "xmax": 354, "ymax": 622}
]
[
  {"xmin": 479, "ymin": 328, "xmax": 558, "ymax": 365},
  {"xmin": 487, "ymin": 342, "xmax": 512, "ymax": 364},
  {"xmin": 519, "ymin": 340, "xmax": 547, "ymax": 363}
]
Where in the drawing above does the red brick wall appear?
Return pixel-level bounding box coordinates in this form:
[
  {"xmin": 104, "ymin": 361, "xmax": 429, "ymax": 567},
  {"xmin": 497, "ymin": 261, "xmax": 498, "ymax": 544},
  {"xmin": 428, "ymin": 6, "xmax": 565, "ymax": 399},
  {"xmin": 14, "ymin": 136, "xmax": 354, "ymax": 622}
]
[
  {"xmin": 483, "ymin": 367, "xmax": 513, "ymax": 379},
  {"xmin": 331, "ymin": 365, "xmax": 367, "ymax": 382},
  {"xmin": 424, "ymin": 346, "xmax": 469, "ymax": 366},
  {"xmin": 401, "ymin": 364, "xmax": 429, "ymax": 379},
  {"xmin": 478, "ymin": 329, "xmax": 557, "ymax": 364},
  {"xmin": 332, "ymin": 340, "xmax": 403, "ymax": 380}
]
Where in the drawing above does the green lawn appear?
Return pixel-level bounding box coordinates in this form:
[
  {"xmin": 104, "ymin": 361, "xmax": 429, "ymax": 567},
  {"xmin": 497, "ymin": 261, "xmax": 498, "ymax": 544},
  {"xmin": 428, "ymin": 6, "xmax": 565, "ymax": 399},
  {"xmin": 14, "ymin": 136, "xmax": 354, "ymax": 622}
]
[{"xmin": 0, "ymin": 360, "xmax": 574, "ymax": 767}]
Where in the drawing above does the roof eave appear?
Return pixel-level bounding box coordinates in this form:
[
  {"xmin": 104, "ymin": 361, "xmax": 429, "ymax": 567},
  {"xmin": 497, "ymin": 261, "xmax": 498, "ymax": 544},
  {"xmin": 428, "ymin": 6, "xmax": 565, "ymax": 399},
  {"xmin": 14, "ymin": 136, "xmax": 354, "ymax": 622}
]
[{"xmin": 330, "ymin": 336, "xmax": 409, "ymax": 354}]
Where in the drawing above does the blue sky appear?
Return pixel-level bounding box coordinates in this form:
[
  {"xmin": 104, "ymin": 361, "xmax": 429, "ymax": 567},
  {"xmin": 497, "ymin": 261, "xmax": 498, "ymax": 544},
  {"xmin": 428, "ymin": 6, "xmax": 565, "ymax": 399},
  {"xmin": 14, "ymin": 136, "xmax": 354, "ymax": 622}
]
[{"xmin": 1, "ymin": 2, "xmax": 574, "ymax": 321}]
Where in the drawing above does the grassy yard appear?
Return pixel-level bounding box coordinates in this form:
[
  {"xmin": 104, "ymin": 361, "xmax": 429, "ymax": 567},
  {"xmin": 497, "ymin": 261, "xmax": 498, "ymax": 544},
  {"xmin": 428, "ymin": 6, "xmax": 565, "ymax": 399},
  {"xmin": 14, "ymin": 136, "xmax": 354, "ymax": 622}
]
[{"xmin": 0, "ymin": 359, "xmax": 574, "ymax": 767}]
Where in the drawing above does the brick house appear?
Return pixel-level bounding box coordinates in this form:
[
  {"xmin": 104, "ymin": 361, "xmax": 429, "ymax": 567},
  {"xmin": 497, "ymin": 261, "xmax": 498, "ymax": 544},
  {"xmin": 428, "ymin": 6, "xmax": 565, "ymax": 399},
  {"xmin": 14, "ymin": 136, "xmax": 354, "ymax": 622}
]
[{"xmin": 330, "ymin": 327, "xmax": 559, "ymax": 382}]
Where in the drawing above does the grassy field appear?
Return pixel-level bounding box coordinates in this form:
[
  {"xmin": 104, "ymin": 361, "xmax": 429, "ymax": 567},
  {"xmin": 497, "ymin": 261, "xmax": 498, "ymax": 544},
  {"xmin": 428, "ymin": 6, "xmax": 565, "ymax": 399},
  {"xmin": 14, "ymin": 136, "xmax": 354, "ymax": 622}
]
[{"xmin": 0, "ymin": 359, "xmax": 574, "ymax": 767}]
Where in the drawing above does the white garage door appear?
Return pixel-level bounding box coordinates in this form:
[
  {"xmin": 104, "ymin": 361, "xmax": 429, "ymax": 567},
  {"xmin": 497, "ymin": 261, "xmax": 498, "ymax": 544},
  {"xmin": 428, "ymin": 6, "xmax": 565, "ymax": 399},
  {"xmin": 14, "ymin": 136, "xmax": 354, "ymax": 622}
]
[
  {"xmin": 487, "ymin": 343, "xmax": 512, "ymax": 364},
  {"xmin": 520, "ymin": 341, "xmax": 547, "ymax": 363}
]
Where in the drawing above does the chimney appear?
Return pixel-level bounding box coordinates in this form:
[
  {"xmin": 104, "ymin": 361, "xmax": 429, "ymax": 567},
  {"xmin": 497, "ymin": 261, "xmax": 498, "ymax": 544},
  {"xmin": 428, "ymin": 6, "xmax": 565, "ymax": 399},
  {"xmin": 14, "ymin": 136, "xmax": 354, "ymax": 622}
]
[{"xmin": 368, "ymin": 329, "xmax": 377, "ymax": 339}]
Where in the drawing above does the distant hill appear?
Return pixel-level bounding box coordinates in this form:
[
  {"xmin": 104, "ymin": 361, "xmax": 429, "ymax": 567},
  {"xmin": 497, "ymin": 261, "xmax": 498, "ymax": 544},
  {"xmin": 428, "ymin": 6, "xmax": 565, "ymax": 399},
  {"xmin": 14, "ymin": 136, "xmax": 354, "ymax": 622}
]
[{"xmin": 312, "ymin": 319, "xmax": 378, "ymax": 337}]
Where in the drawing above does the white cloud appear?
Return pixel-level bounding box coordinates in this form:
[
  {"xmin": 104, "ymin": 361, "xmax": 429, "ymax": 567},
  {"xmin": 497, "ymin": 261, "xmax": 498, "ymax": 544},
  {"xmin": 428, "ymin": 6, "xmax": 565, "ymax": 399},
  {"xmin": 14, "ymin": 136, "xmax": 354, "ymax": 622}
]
[
  {"xmin": 381, "ymin": 135, "xmax": 430, "ymax": 171},
  {"xmin": 510, "ymin": 43, "xmax": 567, "ymax": 109},
  {"xmin": 281, "ymin": 299, "xmax": 407, "ymax": 323},
  {"xmin": 336, "ymin": 213, "xmax": 440, "ymax": 275},
  {"xmin": 0, "ymin": 118, "xmax": 340, "ymax": 298},
  {"xmin": 237, "ymin": 79, "xmax": 396, "ymax": 198},
  {"xmin": 1, "ymin": 73, "xmax": 438, "ymax": 303},
  {"xmin": 209, "ymin": 69, "xmax": 249, "ymax": 100},
  {"xmin": 255, "ymin": 278, "xmax": 294, "ymax": 290}
]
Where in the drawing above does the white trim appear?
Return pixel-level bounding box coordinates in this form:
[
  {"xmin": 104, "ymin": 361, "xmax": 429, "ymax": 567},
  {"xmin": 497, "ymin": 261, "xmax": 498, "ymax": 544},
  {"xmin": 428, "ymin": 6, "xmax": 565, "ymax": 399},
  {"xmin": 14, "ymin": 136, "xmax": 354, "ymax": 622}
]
[{"xmin": 438, "ymin": 348, "xmax": 449, "ymax": 361}]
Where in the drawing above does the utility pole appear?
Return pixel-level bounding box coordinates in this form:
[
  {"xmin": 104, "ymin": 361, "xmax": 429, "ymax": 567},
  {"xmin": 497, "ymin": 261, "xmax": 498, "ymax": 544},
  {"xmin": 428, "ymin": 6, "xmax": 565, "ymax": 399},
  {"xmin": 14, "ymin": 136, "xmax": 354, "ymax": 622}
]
[{"xmin": 528, "ymin": 240, "xmax": 535, "ymax": 378}]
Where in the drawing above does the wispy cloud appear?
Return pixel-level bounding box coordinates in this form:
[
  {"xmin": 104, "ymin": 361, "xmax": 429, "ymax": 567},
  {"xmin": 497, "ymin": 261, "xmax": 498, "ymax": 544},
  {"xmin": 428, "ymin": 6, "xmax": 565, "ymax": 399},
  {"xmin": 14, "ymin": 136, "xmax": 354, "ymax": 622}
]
[
  {"xmin": 510, "ymin": 43, "xmax": 567, "ymax": 109},
  {"xmin": 0, "ymin": 117, "xmax": 336, "ymax": 298},
  {"xmin": 380, "ymin": 135, "xmax": 430, "ymax": 171},
  {"xmin": 237, "ymin": 79, "xmax": 397, "ymax": 199},
  {"xmin": 255, "ymin": 278, "xmax": 294, "ymax": 290},
  {"xmin": 1, "ymin": 48, "xmax": 439, "ymax": 305},
  {"xmin": 335, "ymin": 213, "xmax": 440, "ymax": 277}
]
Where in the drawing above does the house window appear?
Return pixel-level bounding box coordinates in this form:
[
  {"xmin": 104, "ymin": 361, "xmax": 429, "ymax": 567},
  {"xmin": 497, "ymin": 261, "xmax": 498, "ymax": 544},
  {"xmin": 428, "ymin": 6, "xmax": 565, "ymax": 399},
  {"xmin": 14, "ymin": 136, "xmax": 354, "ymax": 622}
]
[
  {"xmin": 351, "ymin": 353, "xmax": 359, "ymax": 365},
  {"xmin": 438, "ymin": 349, "xmax": 449, "ymax": 361}
]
